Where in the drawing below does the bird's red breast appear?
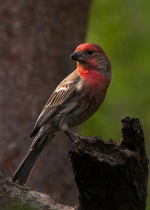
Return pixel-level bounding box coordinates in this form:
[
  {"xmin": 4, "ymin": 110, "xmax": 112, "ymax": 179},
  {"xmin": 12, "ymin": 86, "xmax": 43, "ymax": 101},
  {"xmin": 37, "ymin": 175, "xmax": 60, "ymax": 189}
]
[{"xmin": 77, "ymin": 65, "xmax": 110, "ymax": 89}]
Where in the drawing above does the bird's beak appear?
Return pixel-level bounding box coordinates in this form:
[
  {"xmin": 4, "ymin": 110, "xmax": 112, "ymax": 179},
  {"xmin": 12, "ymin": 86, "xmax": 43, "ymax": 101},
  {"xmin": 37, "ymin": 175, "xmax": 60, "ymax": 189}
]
[
  {"xmin": 70, "ymin": 51, "xmax": 86, "ymax": 62},
  {"xmin": 70, "ymin": 52, "xmax": 79, "ymax": 61}
]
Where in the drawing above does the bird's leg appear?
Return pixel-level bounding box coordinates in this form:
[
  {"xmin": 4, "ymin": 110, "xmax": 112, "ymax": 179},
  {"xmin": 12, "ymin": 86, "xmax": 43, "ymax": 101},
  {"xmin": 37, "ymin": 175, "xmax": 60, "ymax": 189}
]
[
  {"xmin": 64, "ymin": 130, "xmax": 75, "ymax": 143},
  {"xmin": 61, "ymin": 123, "xmax": 78, "ymax": 142},
  {"xmin": 61, "ymin": 123, "xmax": 100, "ymax": 142}
]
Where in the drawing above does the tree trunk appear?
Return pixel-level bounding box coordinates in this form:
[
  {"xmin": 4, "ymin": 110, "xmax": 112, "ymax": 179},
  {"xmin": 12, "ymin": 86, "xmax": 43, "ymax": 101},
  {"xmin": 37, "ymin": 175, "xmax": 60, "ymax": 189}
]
[
  {"xmin": 0, "ymin": 0, "xmax": 92, "ymax": 205},
  {"xmin": 70, "ymin": 117, "xmax": 148, "ymax": 210}
]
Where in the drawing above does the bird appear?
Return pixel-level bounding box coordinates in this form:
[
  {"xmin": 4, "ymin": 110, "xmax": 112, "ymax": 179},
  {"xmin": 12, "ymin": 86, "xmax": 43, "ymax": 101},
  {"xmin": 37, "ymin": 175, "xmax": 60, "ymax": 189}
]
[{"xmin": 13, "ymin": 43, "xmax": 111, "ymax": 185}]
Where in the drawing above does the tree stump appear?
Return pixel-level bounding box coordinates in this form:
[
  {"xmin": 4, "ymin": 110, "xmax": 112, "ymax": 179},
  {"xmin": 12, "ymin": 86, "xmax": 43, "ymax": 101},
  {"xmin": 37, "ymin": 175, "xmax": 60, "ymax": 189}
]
[
  {"xmin": 70, "ymin": 117, "xmax": 148, "ymax": 210},
  {"xmin": 0, "ymin": 117, "xmax": 148, "ymax": 210}
]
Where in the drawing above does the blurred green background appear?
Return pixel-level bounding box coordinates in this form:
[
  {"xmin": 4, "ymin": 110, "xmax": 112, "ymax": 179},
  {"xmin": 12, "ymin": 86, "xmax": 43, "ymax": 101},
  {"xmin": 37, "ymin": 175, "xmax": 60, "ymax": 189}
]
[{"xmin": 80, "ymin": 0, "xmax": 150, "ymax": 209}]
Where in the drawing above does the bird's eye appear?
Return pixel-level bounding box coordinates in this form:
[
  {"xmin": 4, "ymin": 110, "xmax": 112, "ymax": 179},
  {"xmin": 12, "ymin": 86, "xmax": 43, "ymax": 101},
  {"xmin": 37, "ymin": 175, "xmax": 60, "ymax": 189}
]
[{"xmin": 87, "ymin": 50, "xmax": 94, "ymax": 55}]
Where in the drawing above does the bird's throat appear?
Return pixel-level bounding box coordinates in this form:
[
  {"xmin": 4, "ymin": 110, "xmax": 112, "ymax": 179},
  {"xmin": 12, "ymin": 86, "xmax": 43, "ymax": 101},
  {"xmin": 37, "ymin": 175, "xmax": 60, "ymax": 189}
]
[{"xmin": 77, "ymin": 63, "xmax": 110, "ymax": 90}]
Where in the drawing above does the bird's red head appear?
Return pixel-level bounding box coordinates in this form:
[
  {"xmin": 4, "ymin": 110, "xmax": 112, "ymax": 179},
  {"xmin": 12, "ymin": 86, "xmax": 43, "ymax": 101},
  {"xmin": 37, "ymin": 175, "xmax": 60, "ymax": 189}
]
[
  {"xmin": 71, "ymin": 43, "xmax": 111, "ymax": 76},
  {"xmin": 76, "ymin": 43, "xmax": 105, "ymax": 54}
]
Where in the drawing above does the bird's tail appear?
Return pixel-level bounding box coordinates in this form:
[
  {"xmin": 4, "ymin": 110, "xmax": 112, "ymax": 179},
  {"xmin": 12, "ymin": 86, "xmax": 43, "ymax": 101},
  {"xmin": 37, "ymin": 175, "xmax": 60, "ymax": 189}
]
[{"xmin": 13, "ymin": 130, "xmax": 55, "ymax": 185}]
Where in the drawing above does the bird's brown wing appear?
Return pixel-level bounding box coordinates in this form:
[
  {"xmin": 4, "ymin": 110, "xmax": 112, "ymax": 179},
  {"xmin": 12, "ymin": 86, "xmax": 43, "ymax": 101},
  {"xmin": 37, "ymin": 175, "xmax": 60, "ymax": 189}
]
[{"xmin": 30, "ymin": 71, "xmax": 79, "ymax": 137}]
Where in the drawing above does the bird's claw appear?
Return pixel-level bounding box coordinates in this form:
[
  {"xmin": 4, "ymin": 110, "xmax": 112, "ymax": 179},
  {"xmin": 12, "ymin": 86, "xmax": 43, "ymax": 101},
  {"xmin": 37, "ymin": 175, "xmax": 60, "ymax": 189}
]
[{"xmin": 78, "ymin": 135, "xmax": 100, "ymax": 140}]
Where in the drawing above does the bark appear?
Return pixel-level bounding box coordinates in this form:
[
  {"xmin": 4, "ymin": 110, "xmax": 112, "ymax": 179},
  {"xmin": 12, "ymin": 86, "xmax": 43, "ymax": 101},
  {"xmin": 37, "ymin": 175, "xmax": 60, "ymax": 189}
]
[
  {"xmin": 0, "ymin": 166, "xmax": 74, "ymax": 210},
  {"xmin": 0, "ymin": 0, "xmax": 92, "ymax": 205},
  {"xmin": 70, "ymin": 117, "xmax": 148, "ymax": 210},
  {"xmin": 0, "ymin": 117, "xmax": 148, "ymax": 209}
]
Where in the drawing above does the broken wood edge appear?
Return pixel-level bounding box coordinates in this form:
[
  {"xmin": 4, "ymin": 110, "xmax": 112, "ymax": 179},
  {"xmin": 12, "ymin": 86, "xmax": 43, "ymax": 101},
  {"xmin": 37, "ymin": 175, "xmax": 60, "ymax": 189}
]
[{"xmin": 70, "ymin": 117, "xmax": 148, "ymax": 210}]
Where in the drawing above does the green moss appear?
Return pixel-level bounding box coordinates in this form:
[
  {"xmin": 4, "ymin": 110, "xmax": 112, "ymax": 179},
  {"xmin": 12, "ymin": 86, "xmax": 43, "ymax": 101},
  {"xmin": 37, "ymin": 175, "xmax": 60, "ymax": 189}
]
[{"xmin": 5, "ymin": 199, "xmax": 38, "ymax": 210}]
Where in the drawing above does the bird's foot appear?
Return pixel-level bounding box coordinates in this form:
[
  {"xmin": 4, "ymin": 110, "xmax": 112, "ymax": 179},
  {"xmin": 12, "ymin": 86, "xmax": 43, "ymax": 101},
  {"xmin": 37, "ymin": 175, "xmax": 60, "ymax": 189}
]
[
  {"xmin": 78, "ymin": 135, "xmax": 100, "ymax": 141},
  {"xmin": 64, "ymin": 129, "xmax": 100, "ymax": 142}
]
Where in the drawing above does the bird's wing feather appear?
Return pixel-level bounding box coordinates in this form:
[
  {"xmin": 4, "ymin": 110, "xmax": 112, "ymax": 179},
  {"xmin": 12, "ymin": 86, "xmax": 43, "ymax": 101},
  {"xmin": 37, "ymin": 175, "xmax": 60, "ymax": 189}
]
[{"xmin": 30, "ymin": 70, "xmax": 79, "ymax": 137}]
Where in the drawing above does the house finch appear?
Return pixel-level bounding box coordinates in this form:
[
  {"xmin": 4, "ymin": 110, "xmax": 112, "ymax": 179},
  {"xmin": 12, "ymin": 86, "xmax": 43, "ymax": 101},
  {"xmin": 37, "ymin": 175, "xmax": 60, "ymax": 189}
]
[{"xmin": 13, "ymin": 43, "xmax": 111, "ymax": 185}]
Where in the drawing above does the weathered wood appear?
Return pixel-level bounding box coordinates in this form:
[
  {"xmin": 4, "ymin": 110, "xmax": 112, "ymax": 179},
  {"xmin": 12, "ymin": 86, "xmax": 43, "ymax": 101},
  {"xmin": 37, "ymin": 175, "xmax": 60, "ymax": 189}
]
[
  {"xmin": 70, "ymin": 117, "xmax": 148, "ymax": 210},
  {"xmin": 0, "ymin": 117, "xmax": 148, "ymax": 209},
  {"xmin": 0, "ymin": 166, "xmax": 74, "ymax": 210}
]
